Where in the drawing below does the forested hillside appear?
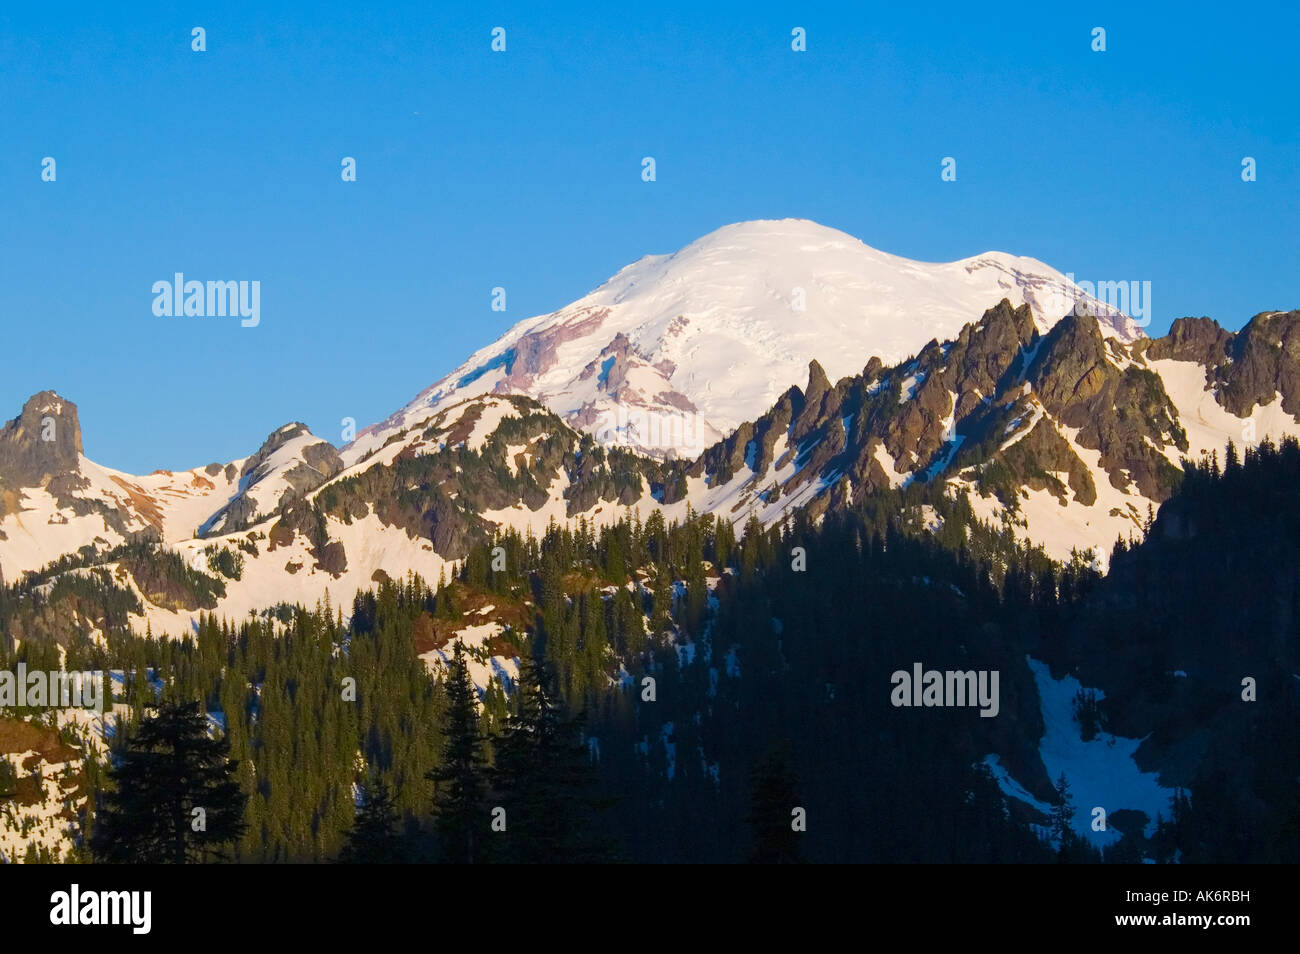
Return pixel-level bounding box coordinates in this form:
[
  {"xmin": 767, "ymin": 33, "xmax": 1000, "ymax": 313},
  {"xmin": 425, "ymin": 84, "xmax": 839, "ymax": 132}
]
[{"xmin": 3, "ymin": 438, "xmax": 1298, "ymax": 863}]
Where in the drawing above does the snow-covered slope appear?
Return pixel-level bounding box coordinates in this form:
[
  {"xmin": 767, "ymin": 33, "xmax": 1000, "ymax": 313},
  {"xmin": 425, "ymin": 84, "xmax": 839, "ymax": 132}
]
[
  {"xmin": 200, "ymin": 423, "xmax": 343, "ymax": 537},
  {"xmin": 0, "ymin": 392, "xmax": 339, "ymax": 579},
  {"xmin": 349, "ymin": 219, "xmax": 1140, "ymax": 462},
  {"xmin": 0, "ymin": 457, "xmax": 243, "ymax": 577},
  {"xmin": 984, "ymin": 658, "xmax": 1175, "ymax": 850}
]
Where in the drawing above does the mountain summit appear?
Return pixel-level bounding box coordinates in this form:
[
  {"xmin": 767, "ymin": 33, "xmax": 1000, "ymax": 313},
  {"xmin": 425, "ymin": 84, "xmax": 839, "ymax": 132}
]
[
  {"xmin": 348, "ymin": 219, "xmax": 1141, "ymax": 461},
  {"xmin": 0, "ymin": 390, "xmax": 83, "ymax": 489}
]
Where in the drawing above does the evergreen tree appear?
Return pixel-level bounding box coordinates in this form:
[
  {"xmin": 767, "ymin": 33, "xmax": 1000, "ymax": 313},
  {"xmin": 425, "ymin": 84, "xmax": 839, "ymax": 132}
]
[
  {"xmin": 92, "ymin": 700, "xmax": 246, "ymax": 863},
  {"xmin": 745, "ymin": 741, "xmax": 803, "ymax": 863},
  {"xmin": 338, "ymin": 777, "xmax": 405, "ymax": 863},
  {"xmin": 650, "ymin": 566, "xmax": 674, "ymax": 635},
  {"xmin": 427, "ymin": 642, "xmax": 490, "ymax": 863},
  {"xmin": 492, "ymin": 654, "xmax": 612, "ymax": 862},
  {"xmin": 1072, "ymin": 689, "xmax": 1101, "ymax": 742},
  {"xmin": 1051, "ymin": 772, "xmax": 1076, "ymax": 862},
  {"xmin": 0, "ymin": 758, "xmax": 17, "ymax": 829}
]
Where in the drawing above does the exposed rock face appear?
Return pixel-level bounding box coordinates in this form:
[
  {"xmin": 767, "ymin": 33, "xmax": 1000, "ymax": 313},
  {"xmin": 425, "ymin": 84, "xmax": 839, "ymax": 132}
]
[
  {"xmin": 1214, "ymin": 310, "xmax": 1300, "ymax": 417},
  {"xmin": 241, "ymin": 423, "xmax": 343, "ymax": 489},
  {"xmin": 0, "ymin": 391, "xmax": 95, "ymax": 525},
  {"xmin": 791, "ymin": 360, "xmax": 833, "ymax": 444},
  {"xmin": 698, "ymin": 300, "xmax": 1050, "ymax": 504},
  {"xmin": 202, "ymin": 423, "xmax": 343, "ymax": 536},
  {"xmin": 1145, "ymin": 316, "xmax": 1232, "ymax": 367},
  {"xmin": 883, "ymin": 302, "xmax": 1039, "ymax": 472},
  {"xmin": 578, "ymin": 332, "xmax": 638, "ymax": 395},
  {"xmin": 0, "ymin": 391, "xmax": 247, "ymax": 562},
  {"xmin": 993, "ymin": 418, "xmax": 1098, "ymax": 506},
  {"xmin": 690, "ymin": 383, "xmax": 802, "ymax": 487},
  {"xmin": 1028, "ymin": 313, "xmax": 1186, "ymax": 499},
  {"xmin": 1145, "ymin": 311, "xmax": 1300, "ymax": 419},
  {"xmin": 0, "ymin": 391, "xmax": 84, "ymax": 490},
  {"xmin": 1026, "ymin": 313, "xmax": 1111, "ymax": 411},
  {"xmin": 498, "ymin": 308, "xmax": 609, "ymax": 391},
  {"xmin": 312, "ymin": 540, "xmax": 348, "ymax": 577}
]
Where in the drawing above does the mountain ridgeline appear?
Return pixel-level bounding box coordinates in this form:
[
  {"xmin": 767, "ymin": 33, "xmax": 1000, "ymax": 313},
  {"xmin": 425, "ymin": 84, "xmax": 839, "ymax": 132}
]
[
  {"xmin": 4, "ymin": 429, "xmax": 1298, "ymax": 862},
  {"xmin": 2, "ymin": 218, "xmax": 1299, "ymax": 863}
]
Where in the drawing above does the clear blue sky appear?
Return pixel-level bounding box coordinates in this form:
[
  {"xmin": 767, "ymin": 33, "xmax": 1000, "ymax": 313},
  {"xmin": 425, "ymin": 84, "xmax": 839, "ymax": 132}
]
[{"xmin": 2, "ymin": 1, "xmax": 1296, "ymax": 472}]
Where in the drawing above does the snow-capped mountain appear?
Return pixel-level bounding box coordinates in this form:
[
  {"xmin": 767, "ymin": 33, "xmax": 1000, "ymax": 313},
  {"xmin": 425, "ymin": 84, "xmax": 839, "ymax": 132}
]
[
  {"xmin": 3, "ymin": 223, "xmax": 1298, "ymax": 867},
  {"xmin": 679, "ymin": 302, "xmax": 1300, "ymax": 565},
  {"xmin": 2, "ymin": 220, "xmax": 1295, "ymax": 639},
  {"xmin": 349, "ymin": 219, "xmax": 1141, "ymax": 462},
  {"xmin": 0, "ymin": 393, "xmax": 336, "ymax": 579}
]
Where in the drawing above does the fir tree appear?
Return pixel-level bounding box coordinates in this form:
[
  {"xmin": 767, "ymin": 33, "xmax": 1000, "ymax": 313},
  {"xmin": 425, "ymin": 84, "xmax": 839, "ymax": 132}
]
[
  {"xmin": 338, "ymin": 777, "xmax": 405, "ymax": 863},
  {"xmin": 492, "ymin": 654, "xmax": 613, "ymax": 862},
  {"xmin": 745, "ymin": 741, "xmax": 803, "ymax": 863},
  {"xmin": 650, "ymin": 566, "xmax": 674, "ymax": 635},
  {"xmin": 92, "ymin": 699, "xmax": 246, "ymax": 863},
  {"xmin": 1051, "ymin": 772, "xmax": 1076, "ymax": 862},
  {"xmin": 0, "ymin": 758, "xmax": 17, "ymax": 827},
  {"xmin": 426, "ymin": 641, "xmax": 490, "ymax": 863},
  {"xmin": 1073, "ymin": 689, "xmax": 1101, "ymax": 742}
]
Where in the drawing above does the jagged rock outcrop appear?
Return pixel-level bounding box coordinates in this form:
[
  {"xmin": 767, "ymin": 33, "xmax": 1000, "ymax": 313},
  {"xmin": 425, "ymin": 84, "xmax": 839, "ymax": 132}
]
[
  {"xmin": 202, "ymin": 423, "xmax": 343, "ymax": 536},
  {"xmin": 1028, "ymin": 313, "xmax": 1185, "ymax": 499},
  {"xmin": 1144, "ymin": 311, "xmax": 1300, "ymax": 419},
  {"xmin": 1144, "ymin": 315, "xmax": 1232, "ymax": 367},
  {"xmin": 0, "ymin": 391, "xmax": 84, "ymax": 496},
  {"xmin": 791, "ymin": 360, "xmax": 833, "ymax": 444},
  {"xmin": 1214, "ymin": 310, "xmax": 1300, "ymax": 418}
]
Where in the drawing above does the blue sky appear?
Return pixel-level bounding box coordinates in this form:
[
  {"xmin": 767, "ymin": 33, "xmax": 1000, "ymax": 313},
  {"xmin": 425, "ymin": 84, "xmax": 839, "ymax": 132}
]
[{"xmin": 1, "ymin": 1, "xmax": 1296, "ymax": 472}]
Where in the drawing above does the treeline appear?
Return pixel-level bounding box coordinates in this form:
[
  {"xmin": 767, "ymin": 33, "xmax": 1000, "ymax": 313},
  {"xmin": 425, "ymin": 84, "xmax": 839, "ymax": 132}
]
[
  {"xmin": 18, "ymin": 452, "xmax": 1285, "ymax": 862},
  {"xmin": 1051, "ymin": 436, "xmax": 1300, "ymax": 863}
]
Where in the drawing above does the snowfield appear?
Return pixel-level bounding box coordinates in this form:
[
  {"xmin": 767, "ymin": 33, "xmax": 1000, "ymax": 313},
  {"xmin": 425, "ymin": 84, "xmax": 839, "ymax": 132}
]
[{"xmin": 986, "ymin": 657, "xmax": 1175, "ymax": 850}]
